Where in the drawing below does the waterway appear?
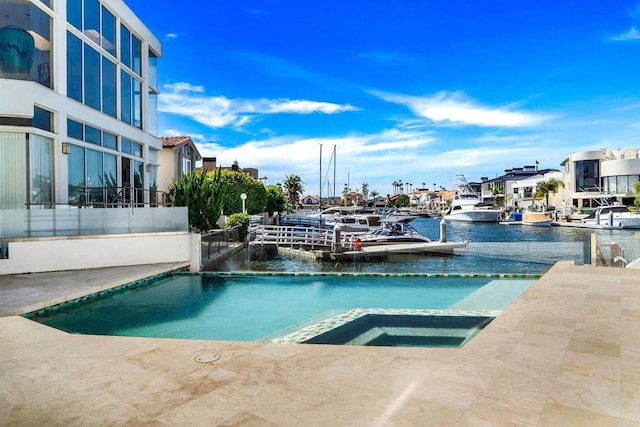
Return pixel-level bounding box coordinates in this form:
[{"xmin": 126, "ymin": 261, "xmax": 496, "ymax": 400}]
[{"xmin": 238, "ymin": 217, "xmax": 640, "ymax": 275}]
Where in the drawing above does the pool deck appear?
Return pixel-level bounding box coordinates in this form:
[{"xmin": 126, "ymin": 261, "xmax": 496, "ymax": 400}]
[{"xmin": 1, "ymin": 261, "xmax": 640, "ymax": 425}]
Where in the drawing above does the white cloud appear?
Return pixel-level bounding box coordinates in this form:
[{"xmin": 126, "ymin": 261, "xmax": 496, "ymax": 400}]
[
  {"xmin": 611, "ymin": 26, "xmax": 640, "ymax": 41},
  {"xmin": 158, "ymin": 83, "xmax": 358, "ymax": 128},
  {"xmin": 376, "ymin": 91, "xmax": 548, "ymax": 127}
]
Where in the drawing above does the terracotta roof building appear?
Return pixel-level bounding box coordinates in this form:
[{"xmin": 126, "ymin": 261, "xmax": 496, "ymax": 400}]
[{"xmin": 158, "ymin": 136, "xmax": 202, "ymax": 193}]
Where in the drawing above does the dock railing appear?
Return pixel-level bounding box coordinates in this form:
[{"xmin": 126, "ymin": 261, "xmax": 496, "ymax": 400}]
[{"xmin": 251, "ymin": 225, "xmax": 356, "ymax": 250}]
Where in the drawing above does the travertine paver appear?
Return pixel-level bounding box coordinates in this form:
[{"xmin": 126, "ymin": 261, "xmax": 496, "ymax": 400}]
[{"xmin": 1, "ymin": 261, "xmax": 639, "ymax": 425}]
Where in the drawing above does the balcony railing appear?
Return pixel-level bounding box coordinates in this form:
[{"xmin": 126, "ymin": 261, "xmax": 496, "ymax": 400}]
[{"xmin": 26, "ymin": 186, "xmax": 171, "ymax": 209}]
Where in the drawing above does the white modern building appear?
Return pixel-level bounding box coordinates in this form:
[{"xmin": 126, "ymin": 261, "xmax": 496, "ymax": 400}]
[
  {"xmin": 1, "ymin": 0, "xmax": 161, "ymax": 210},
  {"xmin": 0, "ymin": 1, "xmax": 199, "ymax": 274},
  {"xmin": 561, "ymin": 149, "xmax": 640, "ymax": 208}
]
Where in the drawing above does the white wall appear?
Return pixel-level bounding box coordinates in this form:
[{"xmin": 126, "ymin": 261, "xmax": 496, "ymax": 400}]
[{"xmin": 0, "ymin": 232, "xmax": 201, "ymax": 275}]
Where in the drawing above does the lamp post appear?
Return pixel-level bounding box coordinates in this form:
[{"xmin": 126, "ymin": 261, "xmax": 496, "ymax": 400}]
[{"xmin": 240, "ymin": 193, "xmax": 247, "ymax": 214}]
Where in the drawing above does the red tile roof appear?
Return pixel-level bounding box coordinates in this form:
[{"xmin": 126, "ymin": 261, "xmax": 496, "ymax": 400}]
[
  {"xmin": 160, "ymin": 136, "xmax": 203, "ymax": 160},
  {"xmin": 160, "ymin": 136, "xmax": 192, "ymax": 148}
]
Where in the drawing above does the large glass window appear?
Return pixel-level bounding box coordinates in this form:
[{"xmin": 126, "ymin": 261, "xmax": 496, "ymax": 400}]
[
  {"xmin": 67, "ymin": 118, "xmax": 83, "ymax": 140},
  {"xmin": 101, "ymin": 6, "xmax": 116, "ymax": 56},
  {"xmin": 33, "ymin": 106, "xmax": 53, "ymax": 132},
  {"xmin": 132, "ymin": 34, "xmax": 141, "ymax": 75},
  {"xmin": 0, "ymin": 2, "xmax": 53, "ymax": 88},
  {"xmin": 133, "ymin": 78, "xmax": 142, "ymax": 128},
  {"xmin": 29, "ymin": 134, "xmax": 53, "ymax": 208},
  {"xmin": 103, "ymin": 131, "xmax": 117, "ymax": 150},
  {"xmin": 83, "ymin": 0, "xmax": 100, "ymax": 45},
  {"xmin": 149, "ymin": 51, "xmax": 158, "ymax": 89},
  {"xmin": 85, "ymin": 125, "xmax": 101, "ymax": 145},
  {"xmin": 102, "ymin": 56, "xmax": 116, "ymax": 117},
  {"xmin": 68, "ymin": 145, "xmax": 85, "ymax": 205},
  {"xmin": 120, "ymin": 25, "xmax": 131, "ymax": 68},
  {"xmin": 84, "ymin": 44, "xmax": 101, "ymax": 110},
  {"xmin": 574, "ymin": 160, "xmax": 599, "ymax": 192},
  {"xmin": 120, "ymin": 70, "xmax": 132, "ymax": 125},
  {"xmin": 148, "ymin": 90, "xmax": 158, "ymax": 136},
  {"xmin": 67, "ymin": 0, "xmax": 82, "ymax": 29},
  {"xmin": 67, "ymin": 32, "xmax": 83, "ymax": 102}
]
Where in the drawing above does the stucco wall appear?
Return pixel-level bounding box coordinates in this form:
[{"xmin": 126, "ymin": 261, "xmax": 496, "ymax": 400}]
[{"xmin": 0, "ymin": 232, "xmax": 201, "ymax": 275}]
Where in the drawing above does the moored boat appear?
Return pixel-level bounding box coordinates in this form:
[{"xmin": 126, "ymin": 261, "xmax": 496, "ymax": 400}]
[
  {"xmin": 522, "ymin": 212, "xmax": 552, "ymax": 227},
  {"xmin": 444, "ymin": 173, "xmax": 502, "ymax": 222},
  {"xmin": 580, "ymin": 203, "xmax": 640, "ymax": 229}
]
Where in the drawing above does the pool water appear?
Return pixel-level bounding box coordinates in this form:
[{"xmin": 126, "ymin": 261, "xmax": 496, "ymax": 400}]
[{"xmin": 28, "ymin": 272, "xmax": 535, "ymax": 344}]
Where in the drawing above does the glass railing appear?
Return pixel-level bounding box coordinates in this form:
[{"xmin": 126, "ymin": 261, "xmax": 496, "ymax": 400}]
[{"xmin": 0, "ymin": 207, "xmax": 188, "ymax": 239}]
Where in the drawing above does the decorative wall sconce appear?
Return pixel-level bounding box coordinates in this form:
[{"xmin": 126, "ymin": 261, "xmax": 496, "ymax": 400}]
[{"xmin": 61, "ymin": 142, "xmax": 71, "ymax": 154}]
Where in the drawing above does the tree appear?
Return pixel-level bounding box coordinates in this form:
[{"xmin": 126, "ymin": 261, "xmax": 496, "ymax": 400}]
[
  {"xmin": 634, "ymin": 181, "xmax": 640, "ymax": 207},
  {"xmin": 490, "ymin": 185, "xmax": 503, "ymax": 206},
  {"xmin": 394, "ymin": 194, "xmax": 410, "ymax": 208},
  {"xmin": 265, "ymin": 185, "xmax": 287, "ymax": 214},
  {"xmin": 283, "ymin": 174, "xmax": 304, "ymax": 211},
  {"xmin": 169, "ymin": 168, "xmax": 224, "ymax": 232},
  {"xmin": 361, "ymin": 183, "xmax": 369, "ymax": 206},
  {"xmin": 371, "ymin": 190, "xmax": 379, "ymax": 206},
  {"xmin": 535, "ymin": 178, "xmax": 565, "ymax": 211},
  {"xmin": 219, "ymin": 170, "xmax": 267, "ymax": 215}
]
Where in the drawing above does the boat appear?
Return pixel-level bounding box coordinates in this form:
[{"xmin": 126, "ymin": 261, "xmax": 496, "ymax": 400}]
[
  {"xmin": 323, "ymin": 215, "xmax": 373, "ymax": 233},
  {"xmin": 444, "ymin": 173, "xmax": 503, "ymax": 222},
  {"xmin": 522, "ymin": 212, "xmax": 552, "ymax": 227},
  {"xmin": 579, "ymin": 203, "xmax": 640, "ymax": 229},
  {"xmin": 358, "ymin": 221, "xmax": 432, "ymax": 245}
]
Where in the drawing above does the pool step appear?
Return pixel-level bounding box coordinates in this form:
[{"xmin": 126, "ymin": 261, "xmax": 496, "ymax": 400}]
[{"xmin": 449, "ymin": 279, "xmax": 534, "ymax": 311}]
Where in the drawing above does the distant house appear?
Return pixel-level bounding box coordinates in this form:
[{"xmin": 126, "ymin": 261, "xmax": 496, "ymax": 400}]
[
  {"xmin": 158, "ymin": 136, "xmax": 202, "ymax": 193},
  {"xmin": 301, "ymin": 195, "xmax": 320, "ymax": 209},
  {"xmin": 220, "ymin": 160, "xmax": 259, "ymax": 179}
]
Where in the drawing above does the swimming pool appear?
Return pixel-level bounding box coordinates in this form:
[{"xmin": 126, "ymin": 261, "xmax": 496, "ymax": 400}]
[{"xmin": 26, "ymin": 272, "xmax": 536, "ymax": 346}]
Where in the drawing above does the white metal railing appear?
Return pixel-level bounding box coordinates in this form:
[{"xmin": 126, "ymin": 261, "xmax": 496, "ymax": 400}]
[{"xmin": 251, "ymin": 225, "xmax": 359, "ymax": 250}]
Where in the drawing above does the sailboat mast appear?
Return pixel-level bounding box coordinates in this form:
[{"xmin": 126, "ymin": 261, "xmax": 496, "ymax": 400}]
[
  {"xmin": 319, "ymin": 144, "xmax": 322, "ymax": 207},
  {"xmin": 333, "ymin": 145, "xmax": 336, "ymax": 202}
]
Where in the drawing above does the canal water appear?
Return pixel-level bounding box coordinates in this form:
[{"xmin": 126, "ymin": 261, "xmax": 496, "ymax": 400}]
[{"xmin": 238, "ymin": 217, "xmax": 640, "ymax": 275}]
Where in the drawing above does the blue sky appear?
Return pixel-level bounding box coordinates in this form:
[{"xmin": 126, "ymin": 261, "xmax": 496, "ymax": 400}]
[{"xmin": 126, "ymin": 0, "xmax": 640, "ymax": 197}]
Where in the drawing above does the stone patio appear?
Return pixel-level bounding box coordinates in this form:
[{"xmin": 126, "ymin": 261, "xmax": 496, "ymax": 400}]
[{"xmin": 1, "ymin": 261, "xmax": 639, "ymax": 425}]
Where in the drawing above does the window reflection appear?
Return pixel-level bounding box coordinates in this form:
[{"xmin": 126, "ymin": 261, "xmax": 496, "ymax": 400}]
[{"xmin": 0, "ymin": 2, "xmax": 53, "ymax": 88}]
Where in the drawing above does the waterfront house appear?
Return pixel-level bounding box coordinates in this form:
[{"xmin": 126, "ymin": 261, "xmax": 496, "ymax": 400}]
[
  {"xmin": 158, "ymin": 136, "xmax": 202, "ymax": 195},
  {"xmin": 478, "ymin": 165, "xmax": 560, "ymax": 209},
  {"xmin": 0, "ymin": 0, "xmax": 199, "ymax": 275},
  {"xmin": 561, "ymin": 149, "xmax": 640, "ymax": 208}
]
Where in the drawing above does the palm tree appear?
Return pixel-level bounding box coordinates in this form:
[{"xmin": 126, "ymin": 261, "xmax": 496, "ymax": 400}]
[
  {"xmin": 392, "ymin": 181, "xmax": 398, "ymax": 194},
  {"xmin": 371, "ymin": 190, "xmax": 379, "ymax": 206},
  {"xmin": 491, "ymin": 185, "xmax": 503, "ymax": 206},
  {"xmin": 283, "ymin": 174, "xmax": 304, "ymax": 211},
  {"xmin": 535, "ymin": 178, "xmax": 564, "ymax": 211},
  {"xmin": 361, "ymin": 183, "xmax": 369, "ymax": 206}
]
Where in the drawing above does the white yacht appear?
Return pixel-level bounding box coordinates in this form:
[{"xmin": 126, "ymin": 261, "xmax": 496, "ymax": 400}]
[
  {"xmin": 444, "ymin": 173, "xmax": 502, "ymax": 222},
  {"xmin": 580, "ymin": 203, "xmax": 640, "ymax": 229}
]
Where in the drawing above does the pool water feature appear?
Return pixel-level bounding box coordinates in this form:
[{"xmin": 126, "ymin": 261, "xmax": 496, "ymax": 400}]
[
  {"xmin": 25, "ymin": 272, "xmax": 536, "ymax": 347},
  {"xmin": 302, "ymin": 313, "xmax": 494, "ymax": 347}
]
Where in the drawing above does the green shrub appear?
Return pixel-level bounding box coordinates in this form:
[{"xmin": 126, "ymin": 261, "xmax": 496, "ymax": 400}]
[{"xmin": 226, "ymin": 213, "xmax": 250, "ymax": 240}]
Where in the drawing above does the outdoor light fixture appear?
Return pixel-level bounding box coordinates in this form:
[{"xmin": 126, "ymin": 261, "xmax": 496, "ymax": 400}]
[
  {"xmin": 61, "ymin": 143, "xmax": 71, "ymax": 154},
  {"xmin": 146, "ymin": 164, "xmax": 151, "ymax": 172}
]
